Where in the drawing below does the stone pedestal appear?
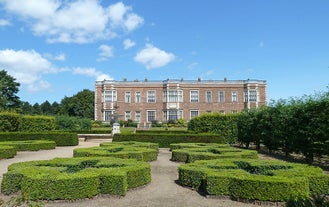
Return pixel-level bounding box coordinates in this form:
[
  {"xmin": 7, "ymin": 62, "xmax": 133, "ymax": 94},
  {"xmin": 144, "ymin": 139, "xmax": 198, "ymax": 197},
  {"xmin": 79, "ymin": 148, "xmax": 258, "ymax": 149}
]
[{"xmin": 112, "ymin": 123, "xmax": 121, "ymax": 135}]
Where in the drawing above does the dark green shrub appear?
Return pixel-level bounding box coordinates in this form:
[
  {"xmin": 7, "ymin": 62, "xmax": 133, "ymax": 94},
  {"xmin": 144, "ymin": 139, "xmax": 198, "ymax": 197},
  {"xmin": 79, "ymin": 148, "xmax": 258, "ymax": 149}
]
[
  {"xmin": 0, "ymin": 112, "xmax": 20, "ymax": 132},
  {"xmin": 113, "ymin": 133, "xmax": 225, "ymax": 148},
  {"xmin": 179, "ymin": 159, "xmax": 329, "ymax": 202},
  {"xmin": 55, "ymin": 116, "xmax": 92, "ymax": 131},
  {"xmin": 1, "ymin": 157, "xmax": 151, "ymax": 200},
  {"xmin": 170, "ymin": 143, "xmax": 257, "ymax": 163},
  {"xmin": 0, "ymin": 132, "xmax": 78, "ymax": 146},
  {"xmin": 18, "ymin": 115, "xmax": 55, "ymax": 132},
  {"xmin": 74, "ymin": 141, "xmax": 158, "ymax": 162},
  {"xmin": 0, "ymin": 140, "xmax": 56, "ymax": 151},
  {"xmin": 188, "ymin": 113, "xmax": 240, "ymax": 144},
  {"xmin": 0, "ymin": 145, "xmax": 16, "ymax": 159}
]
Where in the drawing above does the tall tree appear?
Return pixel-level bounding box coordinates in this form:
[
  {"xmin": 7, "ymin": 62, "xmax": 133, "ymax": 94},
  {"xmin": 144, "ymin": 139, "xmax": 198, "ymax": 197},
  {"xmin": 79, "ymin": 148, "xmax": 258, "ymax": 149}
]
[
  {"xmin": 0, "ymin": 70, "xmax": 20, "ymax": 111},
  {"xmin": 60, "ymin": 89, "xmax": 94, "ymax": 118},
  {"xmin": 40, "ymin": 100, "xmax": 52, "ymax": 115}
]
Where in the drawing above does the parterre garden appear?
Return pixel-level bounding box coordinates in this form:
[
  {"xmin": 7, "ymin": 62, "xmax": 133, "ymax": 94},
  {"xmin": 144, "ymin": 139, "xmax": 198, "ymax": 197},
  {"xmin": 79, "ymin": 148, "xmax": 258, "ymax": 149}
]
[{"xmin": 1, "ymin": 103, "xmax": 329, "ymax": 206}]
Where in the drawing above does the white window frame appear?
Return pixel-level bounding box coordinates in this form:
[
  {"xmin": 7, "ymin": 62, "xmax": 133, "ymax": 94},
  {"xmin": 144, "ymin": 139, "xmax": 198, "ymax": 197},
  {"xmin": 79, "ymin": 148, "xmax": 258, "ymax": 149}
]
[
  {"xmin": 231, "ymin": 91, "xmax": 238, "ymax": 102},
  {"xmin": 135, "ymin": 111, "xmax": 141, "ymax": 123},
  {"xmin": 249, "ymin": 90, "xmax": 257, "ymax": 102},
  {"xmin": 147, "ymin": 110, "xmax": 156, "ymax": 122},
  {"xmin": 206, "ymin": 91, "xmax": 212, "ymax": 103},
  {"xmin": 218, "ymin": 91, "xmax": 225, "ymax": 103},
  {"xmin": 135, "ymin": 91, "xmax": 141, "ymax": 103},
  {"xmin": 104, "ymin": 90, "xmax": 117, "ymax": 102},
  {"xmin": 164, "ymin": 90, "xmax": 183, "ymax": 102},
  {"xmin": 125, "ymin": 111, "xmax": 131, "ymax": 121},
  {"xmin": 147, "ymin": 90, "xmax": 156, "ymax": 103},
  {"xmin": 190, "ymin": 110, "xmax": 199, "ymax": 119},
  {"xmin": 125, "ymin": 91, "xmax": 131, "ymax": 103},
  {"xmin": 190, "ymin": 90, "xmax": 199, "ymax": 103}
]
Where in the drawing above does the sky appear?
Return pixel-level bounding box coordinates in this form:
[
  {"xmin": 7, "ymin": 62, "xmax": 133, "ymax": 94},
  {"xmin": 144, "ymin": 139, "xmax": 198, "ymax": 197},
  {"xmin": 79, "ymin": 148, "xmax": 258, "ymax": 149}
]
[{"xmin": 0, "ymin": 0, "xmax": 329, "ymax": 104}]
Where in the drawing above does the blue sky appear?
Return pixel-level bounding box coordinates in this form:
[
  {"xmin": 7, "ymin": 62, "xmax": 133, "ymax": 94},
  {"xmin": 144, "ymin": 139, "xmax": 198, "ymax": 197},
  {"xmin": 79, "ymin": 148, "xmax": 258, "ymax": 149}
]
[{"xmin": 0, "ymin": 0, "xmax": 329, "ymax": 104}]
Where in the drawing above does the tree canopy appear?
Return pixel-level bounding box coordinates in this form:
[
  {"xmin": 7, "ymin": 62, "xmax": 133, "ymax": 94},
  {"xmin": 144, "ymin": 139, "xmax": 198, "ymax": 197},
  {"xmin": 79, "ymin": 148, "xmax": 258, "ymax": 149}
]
[{"xmin": 0, "ymin": 70, "xmax": 20, "ymax": 111}]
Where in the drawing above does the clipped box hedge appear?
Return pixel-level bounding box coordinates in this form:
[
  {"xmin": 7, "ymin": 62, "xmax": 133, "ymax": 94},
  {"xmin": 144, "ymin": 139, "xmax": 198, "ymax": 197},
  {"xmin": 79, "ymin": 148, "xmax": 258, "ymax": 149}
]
[
  {"xmin": 0, "ymin": 140, "xmax": 56, "ymax": 151},
  {"xmin": 1, "ymin": 157, "xmax": 151, "ymax": 200},
  {"xmin": 170, "ymin": 143, "xmax": 257, "ymax": 163},
  {"xmin": 0, "ymin": 145, "xmax": 16, "ymax": 159},
  {"xmin": 113, "ymin": 133, "xmax": 225, "ymax": 148},
  {"xmin": 0, "ymin": 132, "xmax": 78, "ymax": 146},
  {"xmin": 179, "ymin": 159, "xmax": 329, "ymax": 202},
  {"xmin": 74, "ymin": 141, "xmax": 159, "ymax": 162}
]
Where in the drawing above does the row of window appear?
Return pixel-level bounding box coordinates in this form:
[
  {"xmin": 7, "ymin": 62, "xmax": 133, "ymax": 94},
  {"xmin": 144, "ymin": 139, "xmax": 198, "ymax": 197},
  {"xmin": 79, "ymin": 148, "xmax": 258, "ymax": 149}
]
[
  {"xmin": 104, "ymin": 110, "xmax": 199, "ymax": 122},
  {"xmin": 104, "ymin": 89, "xmax": 258, "ymax": 103}
]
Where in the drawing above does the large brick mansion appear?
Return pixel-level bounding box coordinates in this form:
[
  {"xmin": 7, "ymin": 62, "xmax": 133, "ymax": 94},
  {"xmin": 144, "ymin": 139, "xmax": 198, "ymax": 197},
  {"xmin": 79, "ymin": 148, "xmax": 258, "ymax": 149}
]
[{"xmin": 94, "ymin": 78, "xmax": 267, "ymax": 124}]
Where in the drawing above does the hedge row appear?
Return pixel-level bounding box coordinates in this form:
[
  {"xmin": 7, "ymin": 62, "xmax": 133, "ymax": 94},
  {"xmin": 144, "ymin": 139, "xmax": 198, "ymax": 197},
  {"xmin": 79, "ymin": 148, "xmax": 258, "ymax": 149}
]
[
  {"xmin": 0, "ymin": 140, "xmax": 56, "ymax": 159},
  {"xmin": 1, "ymin": 157, "xmax": 151, "ymax": 200},
  {"xmin": 170, "ymin": 143, "xmax": 257, "ymax": 163},
  {"xmin": 187, "ymin": 113, "xmax": 239, "ymax": 144},
  {"xmin": 0, "ymin": 132, "xmax": 78, "ymax": 146},
  {"xmin": 0, "ymin": 145, "xmax": 16, "ymax": 159},
  {"xmin": 0, "ymin": 112, "xmax": 56, "ymax": 132},
  {"xmin": 135, "ymin": 130, "xmax": 189, "ymax": 134},
  {"xmin": 113, "ymin": 133, "xmax": 225, "ymax": 148},
  {"xmin": 0, "ymin": 140, "xmax": 56, "ymax": 151},
  {"xmin": 179, "ymin": 159, "xmax": 329, "ymax": 201},
  {"xmin": 238, "ymin": 94, "xmax": 329, "ymax": 162},
  {"xmin": 74, "ymin": 142, "xmax": 159, "ymax": 162}
]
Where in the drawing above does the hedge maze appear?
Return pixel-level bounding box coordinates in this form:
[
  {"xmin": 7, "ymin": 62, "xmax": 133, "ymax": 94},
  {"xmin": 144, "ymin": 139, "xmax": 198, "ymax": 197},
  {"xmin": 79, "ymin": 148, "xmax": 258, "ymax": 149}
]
[
  {"xmin": 179, "ymin": 159, "xmax": 329, "ymax": 202},
  {"xmin": 74, "ymin": 141, "xmax": 159, "ymax": 162},
  {"xmin": 0, "ymin": 140, "xmax": 56, "ymax": 159},
  {"xmin": 1, "ymin": 157, "xmax": 151, "ymax": 200},
  {"xmin": 170, "ymin": 143, "xmax": 258, "ymax": 163}
]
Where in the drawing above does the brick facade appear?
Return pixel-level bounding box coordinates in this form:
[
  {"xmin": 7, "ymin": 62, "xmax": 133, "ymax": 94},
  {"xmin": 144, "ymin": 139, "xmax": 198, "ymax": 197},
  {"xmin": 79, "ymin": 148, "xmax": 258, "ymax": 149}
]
[{"xmin": 94, "ymin": 78, "xmax": 266, "ymax": 124}]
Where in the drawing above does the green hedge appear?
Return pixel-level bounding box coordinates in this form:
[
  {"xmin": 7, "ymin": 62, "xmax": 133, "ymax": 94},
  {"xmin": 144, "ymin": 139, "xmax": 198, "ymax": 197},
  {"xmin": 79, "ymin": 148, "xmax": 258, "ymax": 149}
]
[
  {"xmin": 0, "ymin": 112, "xmax": 20, "ymax": 132},
  {"xmin": 18, "ymin": 115, "xmax": 56, "ymax": 132},
  {"xmin": 179, "ymin": 159, "xmax": 329, "ymax": 201},
  {"xmin": 135, "ymin": 130, "xmax": 189, "ymax": 134},
  {"xmin": 74, "ymin": 141, "xmax": 159, "ymax": 162},
  {"xmin": 113, "ymin": 133, "xmax": 225, "ymax": 148},
  {"xmin": 170, "ymin": 143, "xmax": 257, "ymax": 163},
  {"xmin": 0, "ymin": 132, "xmax": 78, "ymax": 146},
  {"xmin": 0, "ymin": 140, "xmax": 56, "ymax": 151},
  {"xmin": 188, "ymin": 113, "xmax": 240, "ymax": 144},
  {"xmin": 1, "ymin": 157, "xmax": 151, "ymax": 200},
  {"xmin": 0, "ymin": 145, "xmax": 16, "ymax": 159}
]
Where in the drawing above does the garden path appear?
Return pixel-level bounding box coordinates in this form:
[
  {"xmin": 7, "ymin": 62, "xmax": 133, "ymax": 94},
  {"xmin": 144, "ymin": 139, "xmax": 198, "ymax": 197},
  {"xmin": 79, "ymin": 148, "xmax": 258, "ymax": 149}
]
[{"xmin": 0, "ymin": 141, "xmax": 279, "ymax": 207}]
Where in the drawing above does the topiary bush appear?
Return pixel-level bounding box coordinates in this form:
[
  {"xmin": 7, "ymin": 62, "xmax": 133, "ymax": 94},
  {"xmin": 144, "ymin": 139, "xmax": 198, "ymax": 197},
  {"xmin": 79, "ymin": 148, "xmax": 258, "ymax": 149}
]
[
  {"xmin": 18, "ymin": 115, "xmax": 56, "ymax": 132},
  {"xmin": 1, "ymin": 157, "xmax": 151, "ymax": 200},
  {"xmin": 178, "ymin": 159, "xmax": 329, "ymax": 202},
  {"xmin": 0, "ymin": 140, "xmax": 56, "ymax": 151},
  {"xmin": 170, "ymin": 143, "xmax": 257, "ymax": 163},
  {"xmin": 74, "ymin": 141, "xmax": 159, "ymax": 162},
  {"xmin": 0, "ymin": 132, "xmax": 78, "ymax": 146},
  {"xmin": 0, "ymin": 112, "xmax": 20, "ymax": 132},
  {"xmin": 0, "ymin": 145, "xmax": 16, "ymax": 159},
  {"xmin": 113, "ymin": 133, "xmax": 225, "ymax": 148}
]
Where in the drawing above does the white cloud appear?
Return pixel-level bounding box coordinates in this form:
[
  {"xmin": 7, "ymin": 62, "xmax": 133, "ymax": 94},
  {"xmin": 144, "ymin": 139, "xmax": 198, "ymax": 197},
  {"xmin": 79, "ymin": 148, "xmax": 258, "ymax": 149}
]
[
  {"xmin": 73, "ymin": 67, "xmax": 112, "ymax": 80},
  {"xmin": 123, "ymin": 38, "xmax": 135, "ymax": 49},
  {"xmin": 97, "ymin": 44, "xmax": 113, "ymax": 61},
  {"xmin": 0, "ymin": 19, "xmax": 10, "ymax": 26},
  {"xmin": 44, "ymin": 53, "xmax": 66, "ymax": 61},
  {"xmin": 1, "ymin": 0, "xmax": 143, "ymax": 43},
  {"xmin": 0, "ymin": 49, "xmax": 59, "ymax": 92},
  {"xmin": 134, "ymin": 44, "xmax": 175, "ymax": 69}
]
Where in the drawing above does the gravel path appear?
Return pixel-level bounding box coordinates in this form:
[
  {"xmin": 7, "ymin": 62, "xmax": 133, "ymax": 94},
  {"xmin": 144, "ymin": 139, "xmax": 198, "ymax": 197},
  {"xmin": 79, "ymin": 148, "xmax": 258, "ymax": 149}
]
[{"xmin": 0, "ymin": 141, "xmax": 278, "ymax": 207}]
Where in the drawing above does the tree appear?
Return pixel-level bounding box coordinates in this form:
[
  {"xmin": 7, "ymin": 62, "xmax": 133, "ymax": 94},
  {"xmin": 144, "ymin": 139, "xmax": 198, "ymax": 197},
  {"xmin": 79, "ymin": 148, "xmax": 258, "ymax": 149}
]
[
  {"xmin": 40, "ymin": 100, "xmax": 52, "ymax": 115},
  {"xmin": 60, "ymin": 89, "xmax": 94, "ymax": 119},
  {"xmin": 0, "ymin": 70, "xmax": 20, "ymax": 111}
]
